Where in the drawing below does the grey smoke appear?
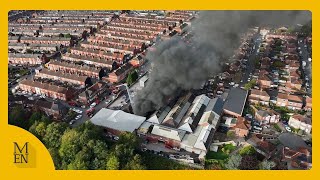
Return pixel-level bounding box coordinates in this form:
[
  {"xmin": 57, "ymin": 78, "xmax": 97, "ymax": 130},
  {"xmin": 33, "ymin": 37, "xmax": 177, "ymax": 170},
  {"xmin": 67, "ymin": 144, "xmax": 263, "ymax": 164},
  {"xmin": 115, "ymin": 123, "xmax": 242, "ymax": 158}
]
[{"xmin": 133, "ymin": 11, "xmax": 311, "ymax": 116}]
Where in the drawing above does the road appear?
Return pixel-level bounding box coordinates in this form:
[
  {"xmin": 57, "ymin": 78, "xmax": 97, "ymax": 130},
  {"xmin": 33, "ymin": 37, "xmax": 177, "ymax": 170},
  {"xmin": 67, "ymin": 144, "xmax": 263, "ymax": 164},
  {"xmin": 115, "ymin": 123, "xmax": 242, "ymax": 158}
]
[
  {"xmin": 239, "ymin": 33, "xmax": 262, "ymax": 86},
  {"xmin": 297, "ymin": 37, "xmax": 312, "ymax": 97}
]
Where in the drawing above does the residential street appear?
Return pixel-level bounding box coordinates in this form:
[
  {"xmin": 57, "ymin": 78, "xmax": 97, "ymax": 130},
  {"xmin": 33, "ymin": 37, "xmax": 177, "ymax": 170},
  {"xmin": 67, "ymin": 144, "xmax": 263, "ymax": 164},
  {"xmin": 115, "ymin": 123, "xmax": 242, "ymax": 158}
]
[
  {"xmin": 240, "ymin": 33, "xmax": 262, "ymax": 86},
  {"xmin": 298, "ymin": 37, "xmax": 312, "ymax": 97}
]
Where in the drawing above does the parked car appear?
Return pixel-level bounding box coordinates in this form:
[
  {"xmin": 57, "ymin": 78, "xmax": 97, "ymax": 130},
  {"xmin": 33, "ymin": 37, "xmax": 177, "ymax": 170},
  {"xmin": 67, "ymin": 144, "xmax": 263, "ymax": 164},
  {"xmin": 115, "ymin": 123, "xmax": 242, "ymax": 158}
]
[
  {"xmin": 246, "ymin": 114, "xmax": 253, "ymax": 119},
  {"xmin": 285, "ymin": 126, "xmax": 292, "ymax": 132},
  {"xmin": 105, "ymin": 100, "xmax": 111, "ymax": 105},
  {"xmin": 253, "ymin": 126, "xmax": 262, "ymax": 131},
  {"xmin": 173, "ymin": 147, "xmax": 181, "ymax": 151},
  {"xmin": 90, "ymin": 102, "xmax": 97, "ymax": 108},
  {"xmin": 169, "ymin": 154, "xmax": 176, "ymax": 160},
  {"xmin": 69, "ymin": 120, "xmax": 76, "ymax": 125},
  {"xmin": 113, "ymin": 136, "xmax": 119, "ymax": 141},
  {"xmin": 252, "ymin": 121, "xmax": 260, "ymax": 126}
]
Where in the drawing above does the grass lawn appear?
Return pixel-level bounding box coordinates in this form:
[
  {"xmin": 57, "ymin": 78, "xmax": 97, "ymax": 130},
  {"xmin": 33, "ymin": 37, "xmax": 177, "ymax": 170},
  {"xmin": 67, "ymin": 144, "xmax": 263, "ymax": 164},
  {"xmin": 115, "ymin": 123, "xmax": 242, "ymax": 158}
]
[
  {"xmin": 206, "ymin": 151, "xmax": 229, "ymax": 160},
  {"xmin": 273, "ymin": 124, "xmax": 282, "ymax": 132},
  {"xmin": 140, "ymin": 152, "xmax": 196, "ymax": 170},
  {"xmin": 206, "ymin": 144, "xmax": 236, "ymax": 160}
]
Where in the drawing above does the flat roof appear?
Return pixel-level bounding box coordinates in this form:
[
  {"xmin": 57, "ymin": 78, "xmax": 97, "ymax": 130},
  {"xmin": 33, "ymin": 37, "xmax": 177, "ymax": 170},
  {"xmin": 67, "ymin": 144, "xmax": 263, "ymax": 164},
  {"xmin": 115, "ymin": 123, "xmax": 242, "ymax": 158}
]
[{"xmin": 223, "ymin": 88, "xmax": 248, "ymax": 116}]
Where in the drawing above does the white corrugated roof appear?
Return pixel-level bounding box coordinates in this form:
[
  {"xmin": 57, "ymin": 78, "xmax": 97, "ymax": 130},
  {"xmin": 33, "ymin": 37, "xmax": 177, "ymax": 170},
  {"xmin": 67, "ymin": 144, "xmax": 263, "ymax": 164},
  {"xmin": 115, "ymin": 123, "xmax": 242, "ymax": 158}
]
[
  {"xmin": 151, "ymin": 125, "xmax": 186, "ymax": 141},
  {"xmin": 90, "ymin": 108, "xmax": 146, "ymax": 133}
]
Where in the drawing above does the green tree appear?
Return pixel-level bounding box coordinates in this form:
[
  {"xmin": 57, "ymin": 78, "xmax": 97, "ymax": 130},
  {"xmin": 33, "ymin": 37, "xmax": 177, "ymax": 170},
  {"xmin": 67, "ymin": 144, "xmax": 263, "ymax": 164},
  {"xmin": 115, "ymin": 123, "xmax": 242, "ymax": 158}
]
[
  {"xmin": 124, "ymin": 154, "xmax": 146, "ymax": 170},
  {"xmin": 272, "ymin": 61, "xmax": 285, "ymax": 68},
  {"xmin": 259, "ymin": 160, "xmax": 276, "ymax": 170},
  {"xmin": 126, "ymin": 70, "xmax": 138, "ymax": 86},
  {"xmin": 91, "ymin": 140, "xmax": 108, "ymax": 159},
  {"xmin": 59, "ymin": 129, "xmax": 81, "ymax": 164},
  {"xmin": 113, "ymin": 144, "xmax": 134, "ymax": 168},
  {"xmin": 9, "ymin": 106, "xmax": 29, "ymax": 129},
  {"xmin": 77, "ymin": 121, "xmax": 104, "ymax": 140},
  {"xmin": 225, "ymin": 154, "xmax": 242, "ymax": 170},
  {"xmin": 244, "ymin": 79, "xmax": 256, "ymax": 90},
  {"xmin": 91, "ymin": 157, "xmax": 106, "ymax": 170},
  {"xmin": 48, "ymin": 147, "xmax": 62, "ymax": 169},
  {"xmin": 226, "ymin": 131, "xmax": 235, "ymax": 139},
  {"xmin": 43, "ymin": 122, "xmax": 68, "ymax": 148},
  {"xmin": 64, "ymin": 33, "xmax": 71, "ymax": 38},
  {"xmin": 239, "ymin": 145, "xmax": 256, "ymax": 156},
  {"xmin": 118, "ymin": 132, "xmax": 140, "ymax": 149},
  {"xmin": 67, "ymin": 147, "xmax": 92, "ymax": 170},
  {"xmin": 29, "ymin": 121, "xmax": 47, "ymax": 141},
  {"xmin": 106, "ymin": 154, "xmax": 120, "ymax": 170},
  {"xmin": 28, "ymin": 111, "xmax": 42, "ymax": 127}
]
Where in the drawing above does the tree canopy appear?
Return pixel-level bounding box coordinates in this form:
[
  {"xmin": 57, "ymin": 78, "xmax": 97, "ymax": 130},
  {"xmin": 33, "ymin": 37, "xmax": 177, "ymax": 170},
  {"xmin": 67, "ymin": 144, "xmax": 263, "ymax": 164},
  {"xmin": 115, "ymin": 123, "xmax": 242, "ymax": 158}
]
[
  {"xmin": 244, "ymin": 79, "xmax": 256, "ymax": 90},
  {"xmin": 126, "ymin": 70, "xmax": 139, "ymax": 86}
]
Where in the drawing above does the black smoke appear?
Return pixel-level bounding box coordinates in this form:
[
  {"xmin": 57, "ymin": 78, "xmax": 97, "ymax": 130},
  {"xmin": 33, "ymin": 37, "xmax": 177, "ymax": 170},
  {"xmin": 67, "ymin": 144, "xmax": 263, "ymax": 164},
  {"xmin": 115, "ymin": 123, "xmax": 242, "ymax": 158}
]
[{"xmin": 133, "ymin": 11, "xmax": 311, "ymax": 116}]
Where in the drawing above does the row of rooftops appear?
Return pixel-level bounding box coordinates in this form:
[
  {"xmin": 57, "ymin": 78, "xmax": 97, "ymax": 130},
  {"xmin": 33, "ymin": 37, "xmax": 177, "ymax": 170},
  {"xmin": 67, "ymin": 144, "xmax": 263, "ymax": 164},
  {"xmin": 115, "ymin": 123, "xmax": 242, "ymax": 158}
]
[
  {"xmin": 9, "ymin": 36, "xmax": 70, "ymax": 41},
  {"xmin": 277, "ymin": 93, "xmax": 303, "ymax": 103},
  {"xmin": 36, "ymin": 68, "xmax": 89, "ymax": 83},
  {"xmin": 95, "ymin": 32, "xmax": 155, "ymax": 42},
  {"xmin": 62, "ymin": 53, "xmax": 115, "ymax": 67},
  {"xmin": 100, "ymin": 28, "xmax": 158, "ymax": 36},
  {"xmin": 32, "ymin": 16, "xmax": 109, "ymax": 20},
  {"xmin": 102, "ymin": 24, "xmax": 163, "ymax": 33},
  {"xmin": 111, "ymin": 63, "xmax": 133, "ymax": 76},
  {"xmin": 9, "ymin": 23, "xmax": 94, "ymax": 27},
  {"xmin": 47, "ymin": 60, "xmax": 101, "ymax": 74},
  {"xmin": 8, "ymin": 53, "xmax": 42, "ymax": 58},
  {"xmin": 81, "ymin": 41, "xmax": 137, "ymax": 52},
  {"xmin": 110, "ymin": 21, "xmax": 166, "ymax": 31},
  {"xmin": 9, "ymin": 42, "xmax": 61, "ymax": 47},
  {"xmin": 87, "ymin": 36, "xmax": 142, "ymax": 46},
  {"xmin": 20, "ymin": 79, "xmax": 70, "ymax": 94},
  {"xmin": 68, "ymin": 48, "xmax": 124, "ymax": 61}
]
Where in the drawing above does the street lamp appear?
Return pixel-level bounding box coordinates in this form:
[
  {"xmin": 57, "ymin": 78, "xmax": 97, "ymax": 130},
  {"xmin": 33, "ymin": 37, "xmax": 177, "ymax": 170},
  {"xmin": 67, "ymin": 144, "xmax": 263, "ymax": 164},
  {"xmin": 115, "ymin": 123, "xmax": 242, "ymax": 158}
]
[{"xmin": 116, "ymin": 83, "xmax": 134, "ymax": 105}]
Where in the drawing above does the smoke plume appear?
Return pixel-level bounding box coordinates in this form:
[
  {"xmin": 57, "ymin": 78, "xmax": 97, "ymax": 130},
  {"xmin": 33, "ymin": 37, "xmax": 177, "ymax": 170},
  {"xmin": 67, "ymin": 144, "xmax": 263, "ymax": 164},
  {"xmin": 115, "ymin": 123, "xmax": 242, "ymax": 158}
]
[{"xmin": 133, "ymin": 11, "xmax": 311, "ymax": 116}]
